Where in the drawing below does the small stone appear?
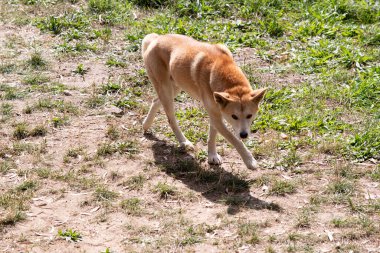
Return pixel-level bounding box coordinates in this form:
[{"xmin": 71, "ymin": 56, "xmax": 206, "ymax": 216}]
[
  {"xmin": 280, "ymin": 133, "xmax": 288, "ymax": 139},
  {"xmin": 63, "ymin": 90, "xmax": 72, "ymax": 96},
  {"xmin": 104, "ymin": 105, "xmax": 123, "ymax": 117}
]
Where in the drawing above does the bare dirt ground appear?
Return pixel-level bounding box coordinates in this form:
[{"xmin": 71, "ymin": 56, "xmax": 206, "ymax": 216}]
[{"xmin": 0, "ymin": 19, "xmax": 379, "ymax": 253}]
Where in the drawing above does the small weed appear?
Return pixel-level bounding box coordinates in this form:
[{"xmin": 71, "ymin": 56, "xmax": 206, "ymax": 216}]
[
  {"xmin": 296, "ymin": 207, "xmax": 312, "ymax": 228},
  {"xmin": 106, "ymin": 57, "xmax": 126, "ymax": 68},
  {"xmin": 94, "ymin": 186, "xmax": 118, "ymax": 201},
  {"xmin": 122, "ymin": 174, "xmax": 146, "ymax": 190},
  {"xmin": 1, "ymin": 103, "xmax": 13, "ymax": 116},
  {"xmin": 101, "ymin": 81, "xmax": 122, "ymax": 94},
  {"xmin": 74, "ymin": 64, "xmax": 88, "ymax": 76},
  {"xmin": 85, "ymin": 95, "xmax": 105, "ymax": 108},
  {"xmin": 30, "ymin": 125, "xmax": 47, "ymax": 137},
  {"xmin": 58, "ymin": 229, "xmax": 82, "ymax": 242},
  {"xmin": 270, "ymin": 180, "xmax": 296, "ymax": 196},
  {"xmin": 120, "ymin": 198, "xmax": 141, "ymax": 215},
  {"xmin": 106, "ymin": 125, "xmax": 120, "ymax": 140},
  {"xmin": 52, "ymin": 116, "xmax": 69, "ymax": 128},
  {"xmin": 36, "ymin": 167, "xmax": 51, "ymax": 179},
  {"xmin": 23, "ymin": 105, "xmax": 33, "ymax": 114},
  {"xmin": 13, "ymin": 123, "xmax": 29, "ymax": 140},
  {"xmin": 0, "ymin": 210, "xmax": 25, "ymax": 227},
  {"xmin": 96, "ymin": 142, "xmax": 117, "ymax": 157},
  {"xmin": 238, "ymin": 222, "xmax": 260, "ymax": 245},
  {"xmin": 27, "ymin": 51, "xmax": 46, "ymax": 69},
  {"xmin": 23, "ymin": 74, "xmax": 49, "ymax": 86},
  {"xmin": 0, "ymin": 63, "xmax": 16, "ymax": 74},
  {"xmin": 328, "ymin": 179, "xmax": 354, "ymax": 196},
  {"xmin": 0, "ymin": 160, "xmax": 17, "ymax": 174},
  {"xmin": 16, "ymin": 180, "xmax": 37, "ymax": 192},
  {"xmin": 64, "ymin": 147, "xmax": 84, "ymax": 162},
  {"xmin": 154, "ymin": 182, "xmax": 176, "ymax": 199}
]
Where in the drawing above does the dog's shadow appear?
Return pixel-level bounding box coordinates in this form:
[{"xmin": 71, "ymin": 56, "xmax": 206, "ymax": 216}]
[{"xmin": 145, "ymin": 133, "xmax": 281, "ymax": 215}]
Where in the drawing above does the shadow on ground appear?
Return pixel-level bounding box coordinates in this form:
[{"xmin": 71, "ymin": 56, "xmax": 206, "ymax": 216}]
[{"xmin": 145, "ymin": 133, "xmax": 281, "ymax": 215}]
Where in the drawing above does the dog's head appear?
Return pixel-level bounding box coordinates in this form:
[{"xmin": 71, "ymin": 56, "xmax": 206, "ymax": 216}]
[{"xmin": 214, "ymin": 88, "xmax": 267, "ymax": 139}]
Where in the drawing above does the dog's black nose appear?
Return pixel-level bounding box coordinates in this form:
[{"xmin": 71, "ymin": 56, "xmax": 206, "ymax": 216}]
[{"xmin": 240, "ymin": 131, "xmax": 248, "ymax": 139}]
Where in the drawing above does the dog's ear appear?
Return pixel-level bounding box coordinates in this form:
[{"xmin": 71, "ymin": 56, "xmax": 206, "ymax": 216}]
[
  {"xmin": 214, "ymin": 92, "xmax": 231, "ymax": 107},
  {"xmin": 250, "ymin": 88, "xmax": 267, "ymax": 103}
]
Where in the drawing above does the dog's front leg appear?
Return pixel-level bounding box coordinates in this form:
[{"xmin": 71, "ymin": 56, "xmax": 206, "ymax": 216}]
[
  {"xmin": 209, "ymin": 115, "xmax": 258, "ymax": 170},
  {"xmin": 207, "ymin": 123, "xmax": 222, "ymax": 165}
]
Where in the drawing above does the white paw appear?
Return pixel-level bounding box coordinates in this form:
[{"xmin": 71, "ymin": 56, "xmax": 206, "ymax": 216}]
[
  {"xmin": 180, "ymin": 140, "xmax": 194, "ymax": 151},
  {"xmin": 142, "ymin": 120, "xmax": 150, "ymax": 132},
  {"xmin": 208, "ymin": 153, "xmax": 222, "ymax": 165},
  {"xmin": 246, "ymin": 158, "xmax": 259, "ymax": 170}
]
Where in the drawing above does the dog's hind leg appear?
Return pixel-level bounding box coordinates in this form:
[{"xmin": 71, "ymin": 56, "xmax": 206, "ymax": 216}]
[
  {"xmin": 158, "ymin": 83, "xmax": 193, "ymax": 150},
  {"xmin": 143, "ymin": 97, "xmax": 161, "ymax": 132}
]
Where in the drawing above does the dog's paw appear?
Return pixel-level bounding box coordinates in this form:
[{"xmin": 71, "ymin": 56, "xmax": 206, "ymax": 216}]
[
  {"xmin": 246, "ymin": 159, "xmax": 259, "ymax": 170},
  {"xmin": 208, "ymin": 153, "xmax": 222, "ymax": 165},
  {"xmin": 180, "ymin": 140, "xmax": 194, "ymax": 151},
  {"xmin": 142, "ymin": 120, "xmax": 150, "ymax": 132}
]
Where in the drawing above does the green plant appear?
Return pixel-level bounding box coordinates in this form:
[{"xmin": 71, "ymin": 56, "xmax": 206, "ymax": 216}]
[
  {"xmin": 58, "ymin": 229, "xmax": 82, "ymax": 242},
  {"xmin": 74, "ymin": 63, "xmax": 88, "ymax": 75}
]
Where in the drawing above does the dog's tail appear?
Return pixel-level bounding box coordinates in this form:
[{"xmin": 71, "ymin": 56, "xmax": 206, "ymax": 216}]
[{"xmin": 141, "ymin": 33, "xmax": 159, "ymax": 56}]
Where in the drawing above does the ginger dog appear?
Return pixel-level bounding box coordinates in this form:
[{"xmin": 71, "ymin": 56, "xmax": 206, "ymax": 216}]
[{"xmin": 142, "ymin": 34, "xmax": 266, "ymax": 170}]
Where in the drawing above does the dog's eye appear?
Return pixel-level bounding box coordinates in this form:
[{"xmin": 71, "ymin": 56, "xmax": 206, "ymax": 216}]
[
  {"xmin": 232, "ymin": 114, "xmax": 238, "ymax": 120},
  {"xmin": 246, "ymin": 114, "xmax": 252, "ymax": 119}
]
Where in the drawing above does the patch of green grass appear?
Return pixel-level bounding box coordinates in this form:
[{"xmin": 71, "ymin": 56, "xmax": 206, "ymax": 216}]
[
  {"xmin": 96, "ymin": 142, "xmax": 117, "ymax": 157},
  {"xmin": 27, "ymin": 51, "xmax": 46, "ymax": 69},
  {"xmin": 328, "ymin": 179, "xmax": 354, "ymax": 196},
  {"xmin": 36, "ymin": 167, "xmax": 52, "ymax": 179},
  {"xmin": 0, "ymin": 160, "xmax": 17, "ymax": 174},
  {"xmin": 94, "ymin": 186, "xmax": 118, "ymax": 201},
  {"xmin": 13, "ymin": 123, "xmax": 29, "ymax": 140},
  {"xmin": 30, "ymin": 125, "xmax": 47, "ymax": 137},
  {"xmin": 238, "ymin": 222, "xmax": 260, "ymax": 245},
  {"xmin": 154, "ymin": 182, "xmax": 176, "ymax": 199},
  {"xmin": 23, "ymin": 74, "xmax": 49, "ymax": 86},
  {"xmin": 371, "ymin": 166, "xmax": 380, "ymax": 181},
  {"xmin": 347, "ymin": 122, "xmax": 380, "ymax": 161},
  {"xmin": 120, "ymin": 197, "xmax": 141, "ymax": 215},
  {"xmin": 1, "ymin": 103, "xmax": 13, "ymax": 116},
  {"xmin": 106, "ymin": 57, "xmax": 126, "ymax": 68},
  {"xmin": 64, "ymin": 147, "xmax": 84, "ymax": 162},
  {"xmin": 122, "ymin": 174, "xmax": 146, "ymax": 190},
  {"xmin": 0, "ymin": 63, "xmax": 16, "ymax": 74},
  {"xmin": 16, "ymin": 180, "xmax": 37, "ymax": 192},
  {"xmin": 96, "ymin": 141, "xmax": 138, "ymax": 157},
  {"xmin": 296, "ymin": 207, "xmax": 312, "ymax": 228},
  {"xmin": 270, "ymin": 180, "xmax": 296, "ymax": 196},
  {"xmin": 58, "ymin": 229, "xmax": 82, "ymax": 242},
  {"xmin": 85, "ymin": 95, "xmax": 105, "ymax": 108},
  {"xmin": 73, "ymin": 63, "xmax": 88, "ymax": 76},
  {"xmin": 0, "ymin": 85, "xmax": 25, "ymax": 100},
  {"xmin": 51, "ymin": 116, "xmax": 69, "ymax": 128},
  {"xmin": 179, "ymin": 225, "xmax": 204, "ymax": 246},
  {"xmin": 0, "ymin": 210, "xmax": 25, "ymax": 227},
  {"xmin": 101, "ymin": 81, "xmax": 122, "ymax": 94},
  {"xmin": 106, "ymin": 125, "xmax": 120, "ymax": 140}
]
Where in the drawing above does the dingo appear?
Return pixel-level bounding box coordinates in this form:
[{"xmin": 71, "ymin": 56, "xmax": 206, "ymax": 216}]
[{"xmin": 142, "ymin": 34, "xmax": 266, "ymax": 170}]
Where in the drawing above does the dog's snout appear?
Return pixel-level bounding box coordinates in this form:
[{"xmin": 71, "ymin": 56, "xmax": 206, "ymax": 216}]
[{"xmin": 240, "ymin": 131, "xmax": 248, "ymax": 139}]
